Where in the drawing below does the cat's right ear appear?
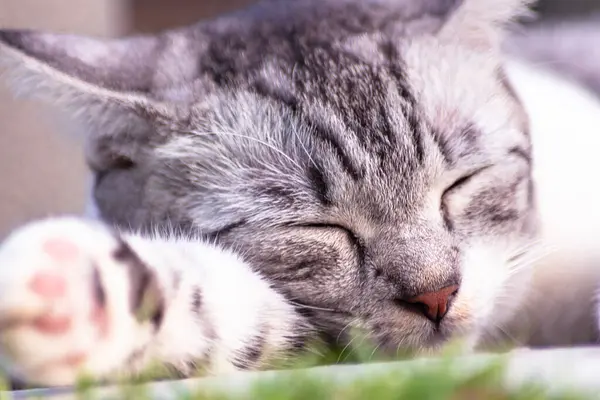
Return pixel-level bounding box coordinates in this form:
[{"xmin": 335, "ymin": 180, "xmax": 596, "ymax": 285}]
[{"xmin": 438, "ymin": 0, "xmax": 535, "ymax": 52}]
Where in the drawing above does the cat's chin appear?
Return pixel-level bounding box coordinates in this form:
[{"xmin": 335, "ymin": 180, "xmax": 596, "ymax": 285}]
[
  {"xmin": 373, "ymin": 319, "xmax": 474, "ymax": 357},
  {"xmin": 420, "ymin": 323, "xmax": 473, "ymax": 352},
  {"xmin": 418, "ymin": 331, "xmax": 455, "ymax": 352},
  {"xmin": 382, "ymin": 334, "xmax": 470, "ymax": 358}
]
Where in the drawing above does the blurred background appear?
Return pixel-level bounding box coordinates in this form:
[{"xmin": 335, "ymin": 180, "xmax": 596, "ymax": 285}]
[{"xmin": 0, "ymin": 0, "xmax": 599, "ymax": 237}]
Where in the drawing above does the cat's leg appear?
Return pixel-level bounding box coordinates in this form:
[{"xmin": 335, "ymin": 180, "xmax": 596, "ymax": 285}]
[{"xmin": 0, "ymin": 217, "xmax": 309, "ymax": 387}]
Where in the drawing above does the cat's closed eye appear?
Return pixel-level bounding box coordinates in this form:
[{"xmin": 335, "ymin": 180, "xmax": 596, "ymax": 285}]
[
  {"xmin": 297, "ymin": 223, "xmax": 364, "ymax": 255},
  {"xmin": 440, "ymin": 167, "xmax": 491, "ymax": 230},
  {"xmin": 441, "ymin": 159, "xmax": 530, "ymax": 234}
]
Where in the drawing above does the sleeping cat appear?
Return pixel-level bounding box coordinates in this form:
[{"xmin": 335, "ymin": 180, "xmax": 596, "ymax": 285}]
[{"xmin": 1, "ymin": 0, "xmax": 600, "ymax": 387}]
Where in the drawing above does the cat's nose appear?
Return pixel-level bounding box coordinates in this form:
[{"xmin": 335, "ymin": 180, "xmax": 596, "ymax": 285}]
[{"xmin": 404, "ymin": 285, "xmax": 459, "ymax": 324}]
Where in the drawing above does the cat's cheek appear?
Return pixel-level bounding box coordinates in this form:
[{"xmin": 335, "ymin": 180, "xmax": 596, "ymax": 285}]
[
  {"xmin": 456, "ymin": 241, "xmax": 528, "ymax": 331},
  {"xmin": 442, "ymin": 295, "xmax": 475, "ymax": 338}
]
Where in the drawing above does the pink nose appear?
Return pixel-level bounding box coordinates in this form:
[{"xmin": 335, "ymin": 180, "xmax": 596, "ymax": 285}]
[{"xmin": 405, "ymin": 285, "xmax": 459, "ymax": 323}]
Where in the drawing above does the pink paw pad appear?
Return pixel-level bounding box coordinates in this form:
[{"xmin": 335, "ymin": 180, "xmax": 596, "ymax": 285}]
[
  {"xmin": 61, "ymin": 352, "xmax": 87, "ymax": 367},
  {"xmin": 42, "ymin": 238, "xmax": 79, "ymax": 262},
  {"xmin": 29, "ymin": 271, "xmax": 66, "ymax": 299},
  {"xmin": 33, "ymin": 314, "xmax": 71, "ymax": 335}
]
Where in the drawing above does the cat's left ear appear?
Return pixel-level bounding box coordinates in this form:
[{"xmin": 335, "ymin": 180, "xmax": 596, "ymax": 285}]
[
  {"xmin": 0, "ymin": 30, "xmax": 180, "ymax": 139},
  {"xmin": 438, "ymin": 0, "xmax": 535, "ymax": 51}
]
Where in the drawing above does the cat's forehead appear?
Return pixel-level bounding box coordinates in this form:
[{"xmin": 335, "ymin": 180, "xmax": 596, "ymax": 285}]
[
  {"xmin": 159, "ymin": 0, "xmax": 526, "ymax": 169},
  {"xmin": 152, "ymin": 24, "xmax": 529, "ymax": 226},
  {"xmin": 150, "ymin": 0, "xmax": 461, "ymax": 103},
  {"xmin": 394, "ymin": 39, "xmax": 530, "ymax": 168}
]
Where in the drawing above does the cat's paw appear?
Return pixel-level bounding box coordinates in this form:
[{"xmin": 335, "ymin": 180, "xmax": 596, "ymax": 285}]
[{"xmin": 0, "ymin": 218, "xmax": 158, "ymax": 387}]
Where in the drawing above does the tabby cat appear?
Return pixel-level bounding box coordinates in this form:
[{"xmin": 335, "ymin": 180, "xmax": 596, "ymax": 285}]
[{"xmin": 1, "ymin": 0, "xmax": 600, "ymax": 387}]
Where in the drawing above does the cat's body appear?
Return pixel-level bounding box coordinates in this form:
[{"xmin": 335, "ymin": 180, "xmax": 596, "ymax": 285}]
[
  {"xmin": 0, "ymin": 0, "xmax": 599, "ymax": 387},
  {"xmin": 495, "ymin": 59, "xmax": 600, "ymax": 346}
]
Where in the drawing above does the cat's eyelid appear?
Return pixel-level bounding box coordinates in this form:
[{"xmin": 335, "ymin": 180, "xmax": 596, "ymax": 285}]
[
  {"xmin": 442, "ymin": 165, "xmax": 493, "ymax": 195},
  {"xmin": 508, "ymin": 146, "xmax": 532, "ymax": 165},
  {"xmin": 296, "ymin": 222, "xmax": 352, "ymax": 231},
  {"xmin": 295, "ymin": 223, "xmax": 364, "ymax": 254},
  {"xmin": 440, "ymin": 166, "xmax": 491, "ymax": 231}
]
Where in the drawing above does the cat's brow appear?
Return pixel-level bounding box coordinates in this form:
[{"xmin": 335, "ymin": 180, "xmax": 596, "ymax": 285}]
[{"xmin": 508, "ymin": 146, "xmax": 532, "ymax": 165}]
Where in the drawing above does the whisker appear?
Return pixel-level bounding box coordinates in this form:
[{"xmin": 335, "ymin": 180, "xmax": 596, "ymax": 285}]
[
  {"xmin": 287, "ymin": 300, "xmax": 338, "ymax": 313},
  {"xmin": 289, "ymin": 124, "xmax": 319, "ymax": 171},
  {"xmin": 368, "ymin": 343, "xmax": 382, "ymax": 362},
  {"xmin": 506, "ymin": 239, "xmax": 542, "ymax": 256},
  {"xmin": 491, "ymin": 321, "xmax": 522, "ymax": 346},
  {"xmin": 342, "ymin": 333, "xmax": 371, "ymax": 363},
  {"xmin": 505, "ymin": 239, "xmax": 548, "ymax": 263},
  {"xmin": 504, "ymin": 241, "xmax": 557, "ymax": 274},
  {"xmin": 337, "ymin": 334, "xmax": 359, "ymax": 363},
  {"xmin": 186, "ymin": 129, "xmax": 304, "ymax": 172},
  {"xmin": 336, "ymin": 318, "xmax": 359, "ymax": 344},
  {"xmin": 507, "ymin": 248, "xmax": 556, "ymax": 274},
  {"xmin": 395, "ymin": 342, "xmax": 402, "ymax": 359}
]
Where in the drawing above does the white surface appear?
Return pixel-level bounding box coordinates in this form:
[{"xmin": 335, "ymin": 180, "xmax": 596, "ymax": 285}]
[{"xmin": 6, "ymin": 347, "xmax": 600, "ymax": 399}]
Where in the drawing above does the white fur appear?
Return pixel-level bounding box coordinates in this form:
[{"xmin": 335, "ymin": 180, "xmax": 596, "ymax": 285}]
[
  {"xmin": 0, "ymin": 218, "xmax": 300, "ymax": 386},
  {"xmin": 504, "ymin": 59, "xmax": 600, "ymax": 344},
  {"xmin": 506, "ymin": 59, "xmax": 600, "ymax": 252}
]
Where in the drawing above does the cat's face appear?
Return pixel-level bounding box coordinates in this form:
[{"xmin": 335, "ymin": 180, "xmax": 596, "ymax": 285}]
[{"xmin": 0, "ymin": 0, "xmax": 537, "ymax": 352}]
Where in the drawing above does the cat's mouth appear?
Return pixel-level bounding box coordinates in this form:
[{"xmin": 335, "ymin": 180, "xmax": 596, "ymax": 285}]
[
  {"xmin": 358, "ymin": 307, "xmax": 472, "ymax": 356},
  {"xmin": 370, "ymin": 327, "xmax": 456, "ymax": 357},
  {"xmin": 408, "ymin": 319, "xmax": 474, "ymax": 354},
  {"xmin": 423, "ymin": 324, "xmax": 456, "ymax": 346}
]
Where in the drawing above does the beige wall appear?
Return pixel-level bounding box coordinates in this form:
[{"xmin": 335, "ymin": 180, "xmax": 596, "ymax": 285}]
[
  {"xmin": 131, "ymin": 0, "xmax": 255, "ymax": 32},
  {"xmin": 0, "ymin": 0, "xmax": 128, "ymax": 238}
]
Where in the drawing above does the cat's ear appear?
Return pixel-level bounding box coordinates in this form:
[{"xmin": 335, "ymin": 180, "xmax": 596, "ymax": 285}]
[
  {"xmin": 438, "ymin": 0, "xmax": 535, "ymax": 51},
  {"xmin": 0, "ymin": 30, "xmax": 179, "ymax": 140}
]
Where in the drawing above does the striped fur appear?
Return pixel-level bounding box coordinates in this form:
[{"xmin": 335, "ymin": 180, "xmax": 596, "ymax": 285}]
[{"xmin": 0, "ymin": 0, "xmax": 599, "ymax": 388}]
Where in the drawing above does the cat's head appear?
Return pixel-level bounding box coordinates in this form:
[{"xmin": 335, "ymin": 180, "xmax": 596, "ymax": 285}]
[{"xmin": 0, "ymin": 0, "xmax": 538, "ymax": 353}]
